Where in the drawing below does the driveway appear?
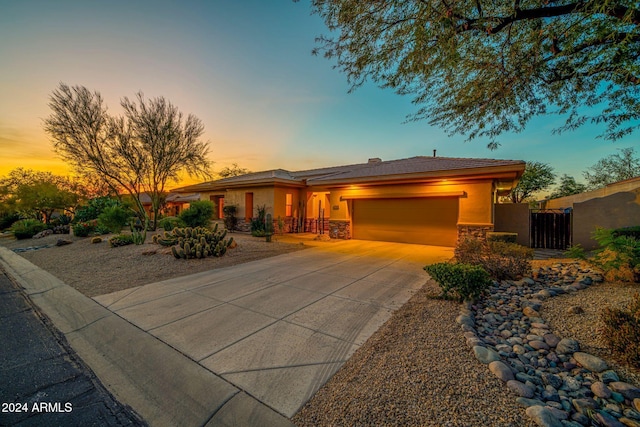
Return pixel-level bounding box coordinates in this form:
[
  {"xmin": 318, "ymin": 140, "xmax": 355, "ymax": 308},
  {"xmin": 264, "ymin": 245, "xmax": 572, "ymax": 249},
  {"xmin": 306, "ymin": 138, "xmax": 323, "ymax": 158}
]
[{"xmin": 94, "ymin": 239, "xmax": 452, "ymax": 418}]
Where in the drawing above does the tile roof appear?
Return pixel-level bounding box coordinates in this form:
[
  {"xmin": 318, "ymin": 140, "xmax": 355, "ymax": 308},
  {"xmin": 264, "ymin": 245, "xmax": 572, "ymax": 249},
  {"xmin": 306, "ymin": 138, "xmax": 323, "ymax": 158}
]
[
  {"xmin": 172, "ymin": 156, "xmax": 525, "ymax": 191},
  {"xmin": 304, "ymin": 156, "xmax": 525, "ymax": 183}
]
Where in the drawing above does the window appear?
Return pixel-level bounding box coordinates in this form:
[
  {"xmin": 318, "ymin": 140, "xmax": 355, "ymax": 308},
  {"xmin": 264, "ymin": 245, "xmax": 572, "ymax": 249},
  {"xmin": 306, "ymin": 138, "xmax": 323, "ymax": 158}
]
[{"xmin": 285, "ymin": 193, "xmax": 292, "ymax": 216}]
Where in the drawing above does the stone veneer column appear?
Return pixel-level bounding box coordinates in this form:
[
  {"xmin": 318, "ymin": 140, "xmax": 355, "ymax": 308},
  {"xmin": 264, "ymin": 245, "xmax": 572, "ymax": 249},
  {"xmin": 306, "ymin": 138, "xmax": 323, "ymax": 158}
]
[
  {"xmin": 457, "ymin": 224, "xmax": 494, "ymax": 244},
  {"xmin": 329, "ymin": 220, "xmax": 351, "ymax": 240}
]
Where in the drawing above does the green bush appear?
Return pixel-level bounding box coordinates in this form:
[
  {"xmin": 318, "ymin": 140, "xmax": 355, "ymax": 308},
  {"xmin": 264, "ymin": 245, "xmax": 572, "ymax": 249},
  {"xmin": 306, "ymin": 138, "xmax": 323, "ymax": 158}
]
[
  {"xmin": 158, "ymin": 216, "xmax": 186, "ymax": 232},
  {"xmin": 612, "ymin": 226, "xmax": 640, "ymax": 240},
  {"xmin": 486, "ymin": 232, "xmax": 517, "ymax": 243},
  {"xmin": 97, "ymin": 205, "xmax": 132, "ymax": 233},
  {"xmin": 179, "ymin": 200, "xmax": 214, "ymax": 228},
  {"xmin": 0, "ymin": 212, "xmax": 21, "ymax": 231},
  {"xmin": 72, "ymin": 220, "xmax": 97, "ymax": 237},
  {"xmin": 565, "ymin": 244, "xmax": 586, "ymax": 260},
  {"xmin": 74, "ymin": 197, "xmax": 121, "ymax": 223},
  {"xmin": 108, "ymin": 234, "xmax": 134, "ymax": 247},
  {"xmin": 592, "ymin": 227, "xmax": 640, "ymax": 282},
  {"xmin": 601, "ymin": 293, "xmax": 640, "ymax": 367},
  {"xmin": 222, "ymin": 205, "xmax": 238, "ymax": 231},
  {"xmin": 455, "ymin": 238, "xmax": 533, "ymax": 281},
  {"xmin": 11, "ymin": 219, "xmax": 46, "ymax": 239},
  {"xmin": 424, "ymin": 262, "xmax": 493, "ymax": 301}
]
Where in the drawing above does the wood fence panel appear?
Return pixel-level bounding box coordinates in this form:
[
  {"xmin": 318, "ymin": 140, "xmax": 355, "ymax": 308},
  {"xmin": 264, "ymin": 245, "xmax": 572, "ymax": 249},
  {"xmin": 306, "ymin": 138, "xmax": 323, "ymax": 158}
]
[{"xmin": 530, "ymin": 211, "xmax": 572, "ymax": 249}]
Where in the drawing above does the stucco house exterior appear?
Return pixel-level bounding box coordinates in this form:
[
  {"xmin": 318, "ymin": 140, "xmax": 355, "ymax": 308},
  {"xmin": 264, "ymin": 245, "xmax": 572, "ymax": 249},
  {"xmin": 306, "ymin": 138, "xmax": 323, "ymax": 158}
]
[{"xmin": 173, "ymin": 156, "xmax": 526, "ymax": 247}]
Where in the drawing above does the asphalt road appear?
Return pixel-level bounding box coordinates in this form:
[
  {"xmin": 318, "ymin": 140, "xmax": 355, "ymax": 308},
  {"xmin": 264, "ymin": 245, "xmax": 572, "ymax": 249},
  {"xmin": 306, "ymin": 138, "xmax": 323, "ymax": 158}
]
[{"xmin": 0, "ymin": 269, "xmax": 145, "ymax": 427}]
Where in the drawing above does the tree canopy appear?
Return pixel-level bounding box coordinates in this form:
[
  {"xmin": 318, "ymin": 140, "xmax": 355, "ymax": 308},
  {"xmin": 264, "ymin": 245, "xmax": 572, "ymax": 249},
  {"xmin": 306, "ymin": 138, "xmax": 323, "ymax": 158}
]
[
  {"xmin": 218, "ymin": 163, "xmax": 250, "ymax": 178},
  {"xmin": 509, "ymin": 161, "xmax": 556, "ymax": 203},
  {"xmin": 549, "ymin": 174, "xmax": 588, "ymax": 199},
  {"xmin": 0, "ymin": 168, "xmax": 81, "ymax": 222},
  {"xmin": 44, "ymin": 83, "xmax": 212, "ymax": 227},
  {"xmin": 309, "ymin": 0, "xmax": 640, "ymax": 147},
  {"xmin": 583, "ymin": 147, "xmax": 640, "ymax": 188}
]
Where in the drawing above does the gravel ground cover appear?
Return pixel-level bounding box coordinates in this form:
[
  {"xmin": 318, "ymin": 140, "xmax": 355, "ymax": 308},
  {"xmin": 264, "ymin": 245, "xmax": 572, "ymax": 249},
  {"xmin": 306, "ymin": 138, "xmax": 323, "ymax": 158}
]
[
  {"xmin": 293, "ymin": 279, "xmax": 537, "ymax": 427},
  {"xmin": 0, "ymin": 231, "xmax": 306, "ymax": 297}
]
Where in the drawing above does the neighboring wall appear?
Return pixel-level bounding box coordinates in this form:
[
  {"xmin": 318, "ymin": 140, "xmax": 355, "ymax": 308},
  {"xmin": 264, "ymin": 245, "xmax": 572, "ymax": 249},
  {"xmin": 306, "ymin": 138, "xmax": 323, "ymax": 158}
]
[
  {"xmin": 545, "ymin": 177, "xmax": 640, "ymax": 209},
  {"xmin": 494, "ymin": 203, "xmax": 530, "ymax": 246},
  {"xmin": 573, "ymin": 188, "xmax": 640, "ymax": 249}
]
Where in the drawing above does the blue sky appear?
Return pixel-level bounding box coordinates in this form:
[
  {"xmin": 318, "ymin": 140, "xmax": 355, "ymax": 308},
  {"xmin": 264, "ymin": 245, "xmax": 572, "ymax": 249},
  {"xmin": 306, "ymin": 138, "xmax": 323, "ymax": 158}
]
[{"xmin": 0, "ymin": 0, "xmax": 636, "ymax": 186}]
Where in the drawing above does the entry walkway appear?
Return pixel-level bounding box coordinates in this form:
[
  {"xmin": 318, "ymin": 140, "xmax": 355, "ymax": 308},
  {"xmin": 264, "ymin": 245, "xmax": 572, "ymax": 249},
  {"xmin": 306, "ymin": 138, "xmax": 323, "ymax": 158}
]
[{"xmin": 0, "ymin": 240, "xmax": 453, "ymax": 425}]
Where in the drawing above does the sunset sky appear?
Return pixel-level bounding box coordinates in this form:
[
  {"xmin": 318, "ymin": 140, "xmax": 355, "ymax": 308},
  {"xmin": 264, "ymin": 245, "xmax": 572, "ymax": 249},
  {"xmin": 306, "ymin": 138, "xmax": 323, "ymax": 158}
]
[{"xmin": 1, "ymin": 0, "xmax": 637, "ymax": 188}]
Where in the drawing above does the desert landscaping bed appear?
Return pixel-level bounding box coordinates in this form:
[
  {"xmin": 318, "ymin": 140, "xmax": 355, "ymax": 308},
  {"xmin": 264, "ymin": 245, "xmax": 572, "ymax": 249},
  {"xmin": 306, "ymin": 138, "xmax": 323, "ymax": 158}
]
[{"xmin": 0, "ymin": 232, "xmax": 306, "ymax": 297}]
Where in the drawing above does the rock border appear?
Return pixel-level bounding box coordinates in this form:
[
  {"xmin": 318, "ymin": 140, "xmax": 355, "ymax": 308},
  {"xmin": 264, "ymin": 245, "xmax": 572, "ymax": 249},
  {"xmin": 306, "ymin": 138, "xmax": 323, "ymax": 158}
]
[{"xmin": 457, "ymin": 261, "xmax": 640, "ymax": 427}]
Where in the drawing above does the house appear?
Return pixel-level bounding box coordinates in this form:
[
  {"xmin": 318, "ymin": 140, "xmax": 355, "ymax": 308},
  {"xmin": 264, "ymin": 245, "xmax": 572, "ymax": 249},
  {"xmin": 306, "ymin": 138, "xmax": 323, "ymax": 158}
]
[
  {"xmin": 172, "ymin": 156, "xmax": 526, "ymax": 247},
  {"xmin": 138, "ymin": 192, "xmax": 202, "ymax": 217}
]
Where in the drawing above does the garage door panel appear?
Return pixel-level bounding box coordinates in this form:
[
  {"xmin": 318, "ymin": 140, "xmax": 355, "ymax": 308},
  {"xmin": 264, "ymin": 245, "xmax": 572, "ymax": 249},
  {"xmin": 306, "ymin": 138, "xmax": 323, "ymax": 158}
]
[{"xmin": 353, "ymin": 198, "xmax": 458, "ymax": 246}]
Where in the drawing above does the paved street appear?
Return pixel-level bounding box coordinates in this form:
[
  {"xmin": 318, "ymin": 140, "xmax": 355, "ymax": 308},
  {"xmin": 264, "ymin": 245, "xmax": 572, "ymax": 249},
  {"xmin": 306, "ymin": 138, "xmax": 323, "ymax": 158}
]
[{"xmin": 0, "ymin": 270, "xmax": 144, "ymax": 427}]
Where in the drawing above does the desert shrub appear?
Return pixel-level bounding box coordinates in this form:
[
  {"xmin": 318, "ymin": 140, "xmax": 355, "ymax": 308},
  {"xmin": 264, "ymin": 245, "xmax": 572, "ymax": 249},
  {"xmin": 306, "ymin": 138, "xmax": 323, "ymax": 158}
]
[
  {"xmin": 250, "ymin": 205, "xmax": 267, "ymax": 236},
  {"xmin": 424, "ymin": 262, "xmax": 493, "ymax": 301},
  {"xmin": 222, "ymin": 205, "xmax": 238, "ymax": 231},
  {"xmin": 455, "ymin": 238, "xmax": 533, "ymax": 281},
  {"xmin": 0, "ymin": 212, "xmax": 21, "ymax": 230},
  {"xmin": 11, "ymin": 219, "xmax": 46, "ymax": 240},
  {"xmin": 601, "ymin": 293, "xmax": 640, "ymax": 367},
  {"xmin": 592, "ymin": 227, "xmax": 640, "ymax": 282},
  {"xmin": 108, "ymin": 234, "xmax": 134, "ymax": 247},
  {"xmin": 486, "ymin": 232, "xmax": 517, "ymax": 243},
  {"xmin": 179, "ymin": 200, "xmax": 214, "ymax": 228},
  {"xmin": 72, "ymin": 220, "xmax": 97, "ymax": 237},
  {"xmin": 97, "ymin": 205, "xmax": 132, "ymax": 233},
  {"xmin": 565, "ymin": 244, "xmax": 586, "ymax": 260},
  {"xmin": 158, "ymin": 216, "xmax": 186, "ymax": 232},
  {"xmin": 74, "ymin": 197, "xmax": 121, "ymax": 223},
  {"xmin": 612, "ymin": 226, "xmax": 640, "ymax": 240},
  {"xmin": 52, "ymin": 224, "xmax": 70, "ymax": 234},
  {"xmin": 51, "ymin": 214, "xmax": 71, "ymax": 226}
]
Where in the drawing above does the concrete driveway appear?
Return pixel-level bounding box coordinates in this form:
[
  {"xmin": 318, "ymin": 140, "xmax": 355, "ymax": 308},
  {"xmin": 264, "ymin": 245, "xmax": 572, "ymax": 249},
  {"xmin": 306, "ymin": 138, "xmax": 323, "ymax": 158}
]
[{"xmin": 93, "ymin": 239, "xmax": 453, "ymax": 419}]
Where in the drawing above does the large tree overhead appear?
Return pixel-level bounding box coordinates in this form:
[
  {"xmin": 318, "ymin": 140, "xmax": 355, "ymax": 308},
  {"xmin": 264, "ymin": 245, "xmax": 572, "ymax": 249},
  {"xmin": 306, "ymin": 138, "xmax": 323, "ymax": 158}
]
[
  {"xmin": 44, "ymin": 83, "xmax": 212, "ymax": 227},
  {"xmin": 309, "ymin": 0, "xmax": 640, "ymax": 147}
]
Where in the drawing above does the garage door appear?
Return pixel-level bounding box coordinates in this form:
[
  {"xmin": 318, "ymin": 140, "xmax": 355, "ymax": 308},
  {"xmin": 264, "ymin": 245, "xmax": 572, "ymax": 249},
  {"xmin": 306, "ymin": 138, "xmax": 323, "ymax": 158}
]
[{"xmin": 352, "ymin": 197, "xmax": 459, "ymax": 246}]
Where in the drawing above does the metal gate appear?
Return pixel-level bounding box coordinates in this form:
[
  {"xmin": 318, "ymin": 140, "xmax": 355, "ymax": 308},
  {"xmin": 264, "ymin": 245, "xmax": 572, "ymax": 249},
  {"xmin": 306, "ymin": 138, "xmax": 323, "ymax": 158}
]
[{"xmin": 530, "ymin": 209, "xmax": 572, "ymax": 249}]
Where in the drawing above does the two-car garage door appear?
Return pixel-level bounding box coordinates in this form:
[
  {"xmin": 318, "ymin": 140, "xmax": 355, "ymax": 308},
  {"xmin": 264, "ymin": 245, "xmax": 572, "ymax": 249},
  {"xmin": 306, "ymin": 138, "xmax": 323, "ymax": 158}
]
[{"xmin": 352, "ymin": 197, "xmax": 459, "ymax": 246}]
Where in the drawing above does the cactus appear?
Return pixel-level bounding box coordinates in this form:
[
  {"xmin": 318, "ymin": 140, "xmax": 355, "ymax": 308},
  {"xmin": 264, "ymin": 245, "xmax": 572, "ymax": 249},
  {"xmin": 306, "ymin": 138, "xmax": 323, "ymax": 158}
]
[{"xmin": 166, "ymin": 225, "xmax": 235, "ymax": 261}]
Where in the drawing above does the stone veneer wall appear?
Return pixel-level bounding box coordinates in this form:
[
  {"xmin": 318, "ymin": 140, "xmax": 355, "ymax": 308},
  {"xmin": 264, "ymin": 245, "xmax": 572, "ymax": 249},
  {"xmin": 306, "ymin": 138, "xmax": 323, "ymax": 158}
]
[
  {"xmin": 457, "ymin": 224, "xmax": 494, "ymax": 245},
  {"xmin": 329, "ymin": 220, "xmax": 351, "ymax": 240}
]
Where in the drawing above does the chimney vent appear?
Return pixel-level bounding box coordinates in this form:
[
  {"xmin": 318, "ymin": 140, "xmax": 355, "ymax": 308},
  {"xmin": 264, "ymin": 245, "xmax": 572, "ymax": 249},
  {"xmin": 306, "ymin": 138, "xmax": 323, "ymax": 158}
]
[
  {"xmin": 368, "ymin": 157, "xmax": 382, "ymax": 163},
  {"xmin": 433, "ymin": 149, "xmax": 437, "ymax": 157}
]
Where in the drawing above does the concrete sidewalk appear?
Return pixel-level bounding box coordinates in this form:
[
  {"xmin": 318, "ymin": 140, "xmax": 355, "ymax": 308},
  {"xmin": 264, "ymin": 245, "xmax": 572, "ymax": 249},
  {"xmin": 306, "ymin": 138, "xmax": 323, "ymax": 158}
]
[{"xmin": 0, "ymin": 239, "xmax": 453, "ymax": 425}]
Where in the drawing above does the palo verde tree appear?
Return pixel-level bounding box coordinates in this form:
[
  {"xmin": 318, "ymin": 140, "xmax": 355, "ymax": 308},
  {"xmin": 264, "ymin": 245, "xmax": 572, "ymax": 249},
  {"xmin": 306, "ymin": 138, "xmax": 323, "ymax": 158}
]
[
  {"xmin": 509, "ymin": 161, "xmax": 556, "ymax": 203},
  {"xmin": 308, "ymin": 1, "xmax": 640, "ymax": 147},
  {"xmin": 44, "ymin": 83, "xmax": 212, "ymax": 229}
]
